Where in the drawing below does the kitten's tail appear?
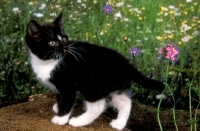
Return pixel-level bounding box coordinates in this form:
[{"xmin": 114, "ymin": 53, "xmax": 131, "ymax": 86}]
[{"xmin": 131, "ymin": 69, "xmax": 165, "ymax": 90}]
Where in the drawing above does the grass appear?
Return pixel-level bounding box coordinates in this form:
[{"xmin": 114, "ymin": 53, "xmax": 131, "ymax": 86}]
[{"xmin": 0, "ymin": 0, "xmax": 200, "ymax": 130}]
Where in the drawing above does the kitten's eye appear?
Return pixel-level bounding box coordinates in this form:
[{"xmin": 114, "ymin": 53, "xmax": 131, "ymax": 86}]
[
  {"xmin": 49, "ymin": 41, "xmax": 56, "ymax": 46},
  {"xmin": 62, "ymin": 37, "xmax": 67, "ymax": 43}
]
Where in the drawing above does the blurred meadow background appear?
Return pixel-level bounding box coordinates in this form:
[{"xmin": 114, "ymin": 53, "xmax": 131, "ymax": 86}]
[{"xmin": 0, "ymin": 0, "xmax": 200, "ymax": 112}]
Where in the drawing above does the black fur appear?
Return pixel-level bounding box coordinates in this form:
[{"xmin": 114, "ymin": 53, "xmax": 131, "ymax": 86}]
[{"xmin": 25, "ymin": 13, "xmax": 164, "ymax": 117}]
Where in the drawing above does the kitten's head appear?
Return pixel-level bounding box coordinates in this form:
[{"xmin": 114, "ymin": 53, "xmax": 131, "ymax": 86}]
[{"xmin": 25, "ymin": 13, "xmax": 68, "ymax": 60}]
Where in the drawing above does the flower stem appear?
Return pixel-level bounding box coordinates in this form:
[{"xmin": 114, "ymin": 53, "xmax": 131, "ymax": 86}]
[{"xmin": 96, "ymin": 14, "xmax": 107, "ymax": 43}]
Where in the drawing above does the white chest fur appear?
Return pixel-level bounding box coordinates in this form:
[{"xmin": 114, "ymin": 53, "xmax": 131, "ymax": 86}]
[{"xmin": 30, "ymin": 52, "xmax": 59, "ymax": 91}]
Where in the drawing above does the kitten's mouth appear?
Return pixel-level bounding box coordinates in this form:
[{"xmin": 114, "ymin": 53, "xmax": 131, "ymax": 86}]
[{"xmin": 63, "ymin": 47, "xmax": 68, "ymax": 54}]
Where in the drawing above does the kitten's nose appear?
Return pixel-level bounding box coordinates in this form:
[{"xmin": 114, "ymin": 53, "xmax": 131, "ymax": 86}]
[{"xmin": 63, "ymin": 47, "xmax": 68, "ymax": 53}]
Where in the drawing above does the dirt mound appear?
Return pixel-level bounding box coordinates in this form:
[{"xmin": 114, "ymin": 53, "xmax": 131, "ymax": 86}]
[
  {"xmin": 0, "ymin": 93, "xmax": 123, "ymax": 131},
  {"xmin": 0, "ymin": 93, "xmax": 199, "ymax": 131}
]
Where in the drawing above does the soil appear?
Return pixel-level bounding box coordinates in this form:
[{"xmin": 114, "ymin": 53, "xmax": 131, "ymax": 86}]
[{"xmin": 0, "ymin": 93, "xmax": 200, "ymax": 131}]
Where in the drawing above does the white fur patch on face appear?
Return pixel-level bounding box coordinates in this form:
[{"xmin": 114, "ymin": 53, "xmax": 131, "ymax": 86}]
[
  {"xmin": 69, "ymin": 99, "xmax": 106, "ymax": 127},
  {"xmin": 109, "ymin": 93, "xmax": 131, "ymax": 130},
  {"xmin": 51, "ymin": 113, "xmax": 71, "ymax": 125},
  {"xmin": 30, "ymin": 52, "xmax": 59, "ymax": 91},
  {"xmin": 57, "ymin": 35, "xmax": 62, "ymax": 41}
]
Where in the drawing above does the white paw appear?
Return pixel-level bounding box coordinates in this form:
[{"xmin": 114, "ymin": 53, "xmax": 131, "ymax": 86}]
[
  {"xmin": 51, "ymin": 115, "xmax": 69, "ymax": 125},
  {"xmin": 110, "ymin": 119, "xmax": 126, "ymax": 130},
  {"xmin": 69, "ymin": 117, "xmax": 87, "ymax": 127},
  {"xmin": 52, "ymin": 103, "xmax": 58, "ymax": 113}
]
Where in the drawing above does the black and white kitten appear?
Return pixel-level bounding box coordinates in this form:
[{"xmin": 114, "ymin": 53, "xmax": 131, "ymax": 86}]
[{"xmin": 25, "ymin": 13, "xmax": 164, "ymax": 130}]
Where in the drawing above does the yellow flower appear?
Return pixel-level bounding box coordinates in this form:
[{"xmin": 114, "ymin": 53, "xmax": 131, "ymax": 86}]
[
  {"xmin": 169, "ymin": 71, "xmax": 174, "ymax": 75},
  {"xmin": 141, "ymin": 7, "xmax": 145, "ymax": 10},
  {"xmin": 179, "ymin": 4, "xmax": 185, "ymax": 7},
  {"xmin": 160, "ymin": 6, "xmax": 168, "ymax": 12},
  {"xmin": 184, "ymin": 11, "xmax": 188, "ymax": 15},
  {"xmin": 169, "ymin": 10, "xmax": 174, "ymax": 15},
  {"xmin": 138, "ymin": 17, "xmax": 143, "ymax": 20},
  {"xmin": 167, "ymin": 34, "xmax": 174, "ymax": 39},
  {"xmin": 155, "ymin": 36, "xmax": 163, "ymax": 41},
  {"xmin": 177, "ymin": 41, "xmax": 182, "ymax": 45},
  {"xmin": 181, "ymin": 20, "xmax": 187, "ymax": 24}
]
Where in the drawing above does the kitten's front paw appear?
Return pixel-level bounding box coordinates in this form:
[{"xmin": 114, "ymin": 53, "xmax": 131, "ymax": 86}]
[
  {"xmin": 110, "ymin": 119, "xmax": 126, "ymax": 130},
  {"xmin": 51, "ymin": 115, "xmax": 69, "ymax": 125},
  {"xmin": 52, "ymin": 103, "xmax": 58, "ymax": 113},
  {"xmin": 69, "ymin": 117, "xmax": 86, "ymax": 127}
]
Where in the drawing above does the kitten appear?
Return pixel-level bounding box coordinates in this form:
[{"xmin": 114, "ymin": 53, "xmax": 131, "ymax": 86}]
[{"xmin": 25, "ymin": 13, "xmax": 164, "ymax": 130}]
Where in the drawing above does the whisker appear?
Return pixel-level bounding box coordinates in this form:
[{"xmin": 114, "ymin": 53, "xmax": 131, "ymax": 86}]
[
  {"xmin": 69, "ymin": 47, "xmax": 88, "ymax": 53},
  {"xmin": 68, "ymin": 41, "xmax": 78, "ymax": 47},
  {"xmin": 68, "ymin": 51, "xmax": 81, "ymax": 65},
  {"xmin": 60, "ymin": 59, "xmax": 67, "ymax": 69},
  {"xmin": 69, "ymin": 49, "xmax": 85, "ymax": 62},
  {"xmin": 50, "ymin": 52, "xmax": 56, "ymax": 59},
  {"xmin": 44, "ymin": 50, "xmax": 57, "ymax": 59}
]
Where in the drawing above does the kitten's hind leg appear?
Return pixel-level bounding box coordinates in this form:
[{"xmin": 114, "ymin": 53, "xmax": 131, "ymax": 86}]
[
  {"xmin": 69, "ymin": 99, "xmax": 106, "ymax": 127},
  {"xmin": 109, "ymin": 93, "xmax": 131, "ymax": 130}
]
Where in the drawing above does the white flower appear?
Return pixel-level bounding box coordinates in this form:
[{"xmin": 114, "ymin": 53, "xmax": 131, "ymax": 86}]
[
  {"xmin": 168, "ymin": 5, "xmax": 175, "ymax": 9},
  {"xmin": 156, "ymin": 94, "xmax": 167, "ymax": 100},
  {"xmin": 34, "ymin": 13, "xmax": 44, "ymax": 18},
  {"xmin": 181, "ymin": 24, "xmax": 190, "ymax": 32},
  {"xmin": 77, "ymin": 0, "xmax": 81, "ymax": 3},
  {"xmin": 116, "ymin": 2, "xmax": 124, "ymax": 7},
  {"xmin": 123, "ymin": 18, "xmax": 129, "ymax": 22},
  {"xmin": 114, "ymin": 12, "xmax": 122, "ymax": 18},
  {"xmin": 133, "ymin": 8, "xmax": 142, "ymax": 14},
  {"xmin": 181, "ymin": 35, "xmax": 190, "ymax": 42},
  {"xmin": 39, "ymin": 3, "xmax": 46, "ymax": 10},
  {"xmin": 156, "ymin": 18, "xmax": 163, "ymax": 22},
  {"xmin": 186, "ymin": 0, "xmax": 192, "ymax": 2},
  {"xmin": 12, "ymin": 7, "xmax": 21, "ymax": 13},
  {"xmin": 28, "ymin": 2, "xmax": 34, "ymax": 5},
  {"xmin": 193, "ymin": 30, "xmax": 200, "ymax": 36},
  {"xmin": 164, "ymin": 30, "xmax": 172, "ymax": 34},
  {"xmin": 81, "ymin": 4, "xmax": 86, "ymax": 7},
  {"xmin": 50, "ymin": 13, "xmax": 56, "ymax": 16}
]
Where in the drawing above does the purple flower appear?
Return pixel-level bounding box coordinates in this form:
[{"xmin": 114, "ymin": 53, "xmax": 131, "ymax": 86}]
[
  {"xmin": 125, "ymin": 90, "xmax": 132, "ymax": 98},
  {"xmin": 129, "ymin": 47, "xmax": 140, "ymax": 56},
  {"xmin": 103, "ymin": 5, "xmax": 112, "ymax": 14}
]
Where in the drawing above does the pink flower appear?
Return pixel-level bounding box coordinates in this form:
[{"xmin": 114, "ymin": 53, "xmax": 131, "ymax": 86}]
[{"xmin": 158, "ymin": 44, "xmax": 178, "ymax": 62}]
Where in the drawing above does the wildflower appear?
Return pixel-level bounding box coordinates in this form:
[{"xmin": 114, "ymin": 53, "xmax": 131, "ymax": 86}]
[
  {"xmin": 181, "ymin": 24, "xmax": 190, "ymax": 32},
  {"xmin": 39, "ymin": 3, "xmax": 46, "ymax": 10},
  {"xmin": 186, "ymin": 0, "xmax": 192, "ymax": 2},
  {"xmin": 129, "ymin": 47, "xmax": 140, "ymax": 56},
  {"xmin": 155, "ymin": 36, "xmax": 163, "ymax": 41},
  {"xmin": 114, "ymin": 12, "xmax": 122, "ymax": 18},
  {"xmin": 103, "ymin": 5, "xmax": 112, "ymax": 14},
  {"xmin": 12, "ymin": 7, "xmax": 21, "ymax": 14},
  {"xmin": 158, "ymin": 47, "xmax": 164, "ymax": 55},
  {"xmin": 181, "ymin": 35, "xmax": 190, "ymax": 42},
  {"xmin": 125, "ymin": 90, "xmax": 132, "ymax": 98},
  {"xmin": 123, "ymin": 36, "xmax": 128, "ymax": 41},
  {"xmin": 34, "ymin": 13, "xmax": 44, "ymax": 18},
  {"xmin": 158, "ymin": 44, "xmax": 178, "ymax": 62}
]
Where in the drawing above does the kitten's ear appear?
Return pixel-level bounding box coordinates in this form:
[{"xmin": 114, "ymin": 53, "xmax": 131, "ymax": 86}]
[
  {"xmin": 27, "ymin": 20, "xmax": 41, "ymax": 39},
  {"xmin": 53, "ymin": 13, "xmax": 65, "ymax": 33},
  {"xmin": 53, "ymin": 12, "xmax": 63, "ymax": 26}
]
